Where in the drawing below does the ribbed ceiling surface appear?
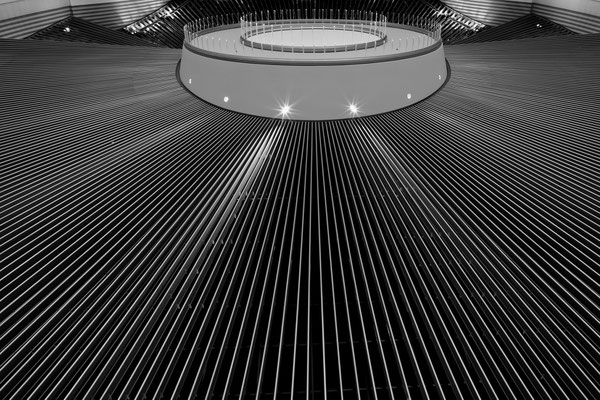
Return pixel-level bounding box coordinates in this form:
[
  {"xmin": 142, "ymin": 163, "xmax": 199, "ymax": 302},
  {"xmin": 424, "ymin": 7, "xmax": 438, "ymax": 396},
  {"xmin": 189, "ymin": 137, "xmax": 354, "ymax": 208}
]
[
  {"xmin": 1, "ymin": 31, "xmax": 599, "ymax": 399},
  {"xmin": 453, "ymin": 13, "xmax": 574, "ymax": 44},
  {"xmin": 124, "ymin": 0, "xmax": 486, "ymax": 47},
  {"xmin": 28, "ymin": 16, "xmax": 159, "ymax": 47}
]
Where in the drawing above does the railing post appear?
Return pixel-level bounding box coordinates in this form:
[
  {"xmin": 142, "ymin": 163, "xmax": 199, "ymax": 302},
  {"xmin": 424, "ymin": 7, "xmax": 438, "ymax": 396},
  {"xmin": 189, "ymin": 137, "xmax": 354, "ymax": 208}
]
[
  {"xmin": 344, "ymin": 26, "xmax": 347, "ymax": 52},
  {"xmin": 333, "ymin": 25, "xmax": 336, "ymax": 53}
]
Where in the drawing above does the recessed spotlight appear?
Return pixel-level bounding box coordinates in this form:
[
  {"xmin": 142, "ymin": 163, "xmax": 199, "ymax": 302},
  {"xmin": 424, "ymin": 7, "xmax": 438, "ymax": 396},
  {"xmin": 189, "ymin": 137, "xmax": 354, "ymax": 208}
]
[
  {"xmin": 280, "ymin": 104, "xmax": 291, "ymax": 116},
  {"xmin": 407, "ymin": 93, "xmax": 412, "ymax": 99},
  {"xmin": 64, "ymin": 27, "xmax": 71, "ymax": 33},
  {"xmin": 438, "ymin": 75, "xmax": 442, "ymax": 80},
  {"xmin": 188, "ymin": 78, "xmax": 192, "ymax": 84},
  {"xmin": 349, "ymin": 104, "xmax": 359, "ymax": 115},
  {"xmin": 224, "ymin": 96, "xmax": 229, "ymax": 103}
]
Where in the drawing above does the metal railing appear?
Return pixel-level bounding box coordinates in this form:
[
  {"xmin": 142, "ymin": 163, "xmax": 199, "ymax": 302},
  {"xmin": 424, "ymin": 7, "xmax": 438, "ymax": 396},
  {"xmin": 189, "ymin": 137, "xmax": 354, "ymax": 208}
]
[{"xmin": 183, "ymin": 9, "xmax": 442, "ymax": 56}]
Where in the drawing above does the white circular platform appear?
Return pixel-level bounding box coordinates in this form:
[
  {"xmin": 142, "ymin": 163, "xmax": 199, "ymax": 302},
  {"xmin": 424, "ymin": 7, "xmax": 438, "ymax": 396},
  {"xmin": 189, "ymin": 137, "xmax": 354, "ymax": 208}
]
[
  {"xmin": 180, "ymin": 21, "xmax": 447, "ymax": 120},
  {"xmin": 191, "ymin": 30, "xmax": 431, "ymax": 60}
]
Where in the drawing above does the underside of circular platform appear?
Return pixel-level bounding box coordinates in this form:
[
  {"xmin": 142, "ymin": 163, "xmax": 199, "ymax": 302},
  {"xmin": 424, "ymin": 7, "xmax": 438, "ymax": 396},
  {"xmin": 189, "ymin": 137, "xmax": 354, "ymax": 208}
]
[{"xmin": 180, "ymin": 21, "xmax": 446, "ymax": 120}]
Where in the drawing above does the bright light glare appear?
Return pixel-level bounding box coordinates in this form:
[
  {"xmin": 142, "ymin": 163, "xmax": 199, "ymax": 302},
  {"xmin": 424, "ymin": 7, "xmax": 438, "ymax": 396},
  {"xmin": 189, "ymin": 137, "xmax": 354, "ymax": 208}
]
[
  {"xmin": 349, "ymin": 104, "xmax": 359, "ymax": 114},
  {"xmin": 407, "ymin": 93, "xmax": 412, "ymax": 99},
  {"xmin": 275, "ymin": 99, "xmax": 295, "ymax": 118},
  {"xmin": 224, "ymin": 96, "xmax": 229, "ymax": 103}
]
